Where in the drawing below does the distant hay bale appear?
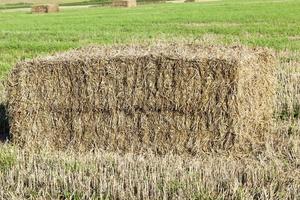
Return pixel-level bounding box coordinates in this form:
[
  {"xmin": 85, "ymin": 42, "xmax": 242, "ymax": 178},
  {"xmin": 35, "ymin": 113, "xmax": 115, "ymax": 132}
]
[
  {"xmin": 31, "ymin": 5, "xmax": 47, "ymax": 13},
  {"xmin": 46, "ymin": 4, "xmax": 59, "ymax": 13},
  {"xmin": 31, "ymin": 4, "xmax": 59, "ymax": 13},
  {"xmin": 6, "ymin": 43, "xmax": 276, "ymax": 153},
  {"xmin": 185, "ymin": 0, "xmax": 220, "ymax": 2},
  {"xmin": 112, "ymin": 0, "xmax": 137, "ymax": 7}
]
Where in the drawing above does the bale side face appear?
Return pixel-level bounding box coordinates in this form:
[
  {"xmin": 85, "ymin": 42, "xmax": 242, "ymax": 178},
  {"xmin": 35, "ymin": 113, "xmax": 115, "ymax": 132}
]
[{"xmin": 7, "ymin": 44, "xmax": 276, "ymax": 153}]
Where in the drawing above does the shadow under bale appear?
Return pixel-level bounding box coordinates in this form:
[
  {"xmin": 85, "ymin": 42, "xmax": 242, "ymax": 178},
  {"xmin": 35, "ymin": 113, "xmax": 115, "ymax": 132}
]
[{"xmin": 0, "ymin": 104, "xmax": 10, "ymax": 142}]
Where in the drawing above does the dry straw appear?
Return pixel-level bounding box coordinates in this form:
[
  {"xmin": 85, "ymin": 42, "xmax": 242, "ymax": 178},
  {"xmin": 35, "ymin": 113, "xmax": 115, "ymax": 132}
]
[
  {"xmin": 31, "ymin": 4, "xmax": 59, "ymax": 13},
  {"xmin": 6, "ymin": 42, "xmax": 276, "ymax": 154},
  {"xmin": 112, "ymin": 0, "xmax": 137, "ymax": 7}
]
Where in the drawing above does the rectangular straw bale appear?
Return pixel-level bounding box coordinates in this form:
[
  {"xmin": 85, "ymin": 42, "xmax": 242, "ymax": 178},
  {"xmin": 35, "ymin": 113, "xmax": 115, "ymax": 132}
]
[
  {"xmin": 31, "ymin": 4, "xmax": 59, "ymax": 13},
  {"xmin": 112, "ymin": 0, "xmax": 137, "ymax": 7},
  {"xmin": 6, "ymin": 43, "xmax": 276, "ymax": 153},
  {"xmin": 46, "ymin": 4, "xmax": 59, "ymax": 13},
  {"xmin": 32, "ymin": 5, "xmax": 47, "ymax": 13}
]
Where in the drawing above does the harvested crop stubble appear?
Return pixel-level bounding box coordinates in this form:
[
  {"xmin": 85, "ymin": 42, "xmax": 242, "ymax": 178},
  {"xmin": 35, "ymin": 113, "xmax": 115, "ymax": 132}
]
[
  {"xmin": 6, "ymin": 43, "xmax": 276, "ymax": 153},
  {"xmin": 276, "ymin": 60, "xmax": 300, "ymax": 120},
  {"xmin": 1, "ymin": 146, "xmax": 299, "ymax": 199}
]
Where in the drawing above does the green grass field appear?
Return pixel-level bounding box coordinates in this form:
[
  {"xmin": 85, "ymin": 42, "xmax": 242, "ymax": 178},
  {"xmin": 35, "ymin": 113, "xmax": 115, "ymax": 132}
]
[{"xmin": 0, "ymin": 0, "xmax": 299, "ymax": 78}]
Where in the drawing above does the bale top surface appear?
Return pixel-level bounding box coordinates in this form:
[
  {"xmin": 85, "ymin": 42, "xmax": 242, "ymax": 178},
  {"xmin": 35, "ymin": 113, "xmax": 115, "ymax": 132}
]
[{"xmin": 27, "ymin": 43, "xmax": 271, "ymax": 65}]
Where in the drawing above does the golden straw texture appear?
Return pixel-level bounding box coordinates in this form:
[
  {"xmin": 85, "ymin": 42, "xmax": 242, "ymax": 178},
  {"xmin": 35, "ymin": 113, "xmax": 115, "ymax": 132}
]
[
  {"xmin": 31, "ymin": 4, "xmax": 59, "ymax": 13},
  {"xmin": 112, "ymin": 0, "xmax": 137, "ymax": 7},
  {"xmin": 6, "ymin": 43, "xmax": 276, "ymax": 153}
]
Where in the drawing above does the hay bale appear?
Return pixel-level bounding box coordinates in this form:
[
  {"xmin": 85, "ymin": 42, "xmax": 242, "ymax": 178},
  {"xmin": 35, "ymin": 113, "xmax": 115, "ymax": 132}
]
[
  {"xmin": 46, "ymin": 4, "xmax": 59, "ymax": 13},
  {"xmin": 112, "ymin": 0, "xmax": 137, "ymax": 7},
  {"xmin": 6, "ymin": 43, "xmax": 276, "ymax": 153},
  {"xmin": 31, "ymin": 4, "xmax": 59, "ymax": 13},
  {"xmin": 31, "ymin": 5, "xmax": 47, "ymax": 13}
]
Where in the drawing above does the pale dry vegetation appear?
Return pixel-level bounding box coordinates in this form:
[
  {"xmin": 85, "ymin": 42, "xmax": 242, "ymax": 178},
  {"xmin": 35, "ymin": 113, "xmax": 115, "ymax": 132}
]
[
  {"xmin": 0, "ymin": 123, "xmax": 299, "ymax": 199},
  {"xmin": 0, "ymin": 46, "xmax": 299, "ymax": 199},
  {"xmin": 6, "ymin": 43, "xmax": 276, "ymax": 153}
]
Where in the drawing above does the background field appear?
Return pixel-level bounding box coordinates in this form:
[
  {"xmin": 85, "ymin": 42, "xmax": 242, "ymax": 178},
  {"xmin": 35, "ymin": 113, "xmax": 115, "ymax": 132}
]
[{"xmin": 0, "ymin": 0, "xmax": 300, "ymax": 199}]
